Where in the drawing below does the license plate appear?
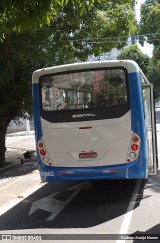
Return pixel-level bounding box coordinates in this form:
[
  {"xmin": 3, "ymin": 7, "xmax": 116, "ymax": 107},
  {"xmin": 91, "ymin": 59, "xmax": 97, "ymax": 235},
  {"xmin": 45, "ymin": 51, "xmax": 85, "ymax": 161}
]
[{"xmin": 79, "ymin": 152, "xmax": 97, "ymax": 159}]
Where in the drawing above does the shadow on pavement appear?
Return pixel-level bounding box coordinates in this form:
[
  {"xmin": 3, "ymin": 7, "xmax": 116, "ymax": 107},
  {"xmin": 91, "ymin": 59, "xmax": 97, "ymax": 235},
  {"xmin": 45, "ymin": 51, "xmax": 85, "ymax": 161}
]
[
  {"xmin": 0, "ymin": 158, "xmax": 38, "ymax": 179},
  {"xmin": 144, "ymin": 170, "xmax": 160, "ymax": 193},
  {"xmin": 0, "ymin": 179, "xmax": 146, "ymax": 231}
]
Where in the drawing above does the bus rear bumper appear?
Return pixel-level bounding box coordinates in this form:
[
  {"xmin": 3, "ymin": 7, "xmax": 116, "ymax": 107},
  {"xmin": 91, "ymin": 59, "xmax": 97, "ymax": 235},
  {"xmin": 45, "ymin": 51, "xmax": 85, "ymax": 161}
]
[{"xmin": 38, "ymin": 159, "xmax": 147, "ymax": 182}]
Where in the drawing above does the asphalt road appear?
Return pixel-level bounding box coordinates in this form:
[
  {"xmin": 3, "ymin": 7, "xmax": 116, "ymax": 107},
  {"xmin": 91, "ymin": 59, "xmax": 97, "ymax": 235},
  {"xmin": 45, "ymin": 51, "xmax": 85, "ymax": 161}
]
[
  {"xmin": 0, "ymin": 162, "xmax": 143, "ymax": 241},
  {"xmin": 0, "ymin": 160, "xmax": 160, "ymax": 243}
]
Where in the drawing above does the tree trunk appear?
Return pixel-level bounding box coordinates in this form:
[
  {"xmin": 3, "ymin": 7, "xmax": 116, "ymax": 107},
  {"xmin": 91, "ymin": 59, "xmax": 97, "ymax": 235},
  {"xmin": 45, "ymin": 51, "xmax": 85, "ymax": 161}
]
[{"xmin": 0, "ymin": 123, "xmax": 7, "ymax": 168}]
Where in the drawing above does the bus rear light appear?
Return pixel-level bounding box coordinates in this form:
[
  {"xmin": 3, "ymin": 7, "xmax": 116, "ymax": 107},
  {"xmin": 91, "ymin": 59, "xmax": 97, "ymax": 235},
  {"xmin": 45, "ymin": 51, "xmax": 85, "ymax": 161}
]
[
  {"xmin": 103, "ymin": 169, "xmax": 117, "ymax": 173},
  {"xmin": 40, "ymin": 149, "xmax": 46, "ymax": 155},
  {"xmin": 133, "ymin": 136, "xmax": 139, "ymax": 142},
  {"xmin": 38, "ymin": 142, "xmax": 43, "ymax": 148},
  {"xmin": 43, "ymin": 157, "xmax": 49, "ymax": 163},
  {"xmin": 79, "ymin": 126, "xmax": 92, "ymax": 129},
  {"xmin": 126, "ymin": 132, "xmax": 141, "ymax": 163},
  {"xmin": 38, "ymin": 138, "xmax": 52, "ymax": 166},
  {"xmin": 131, "ymin": 144, "xmax": 138, "ymax": 151},
  {"xmin": 129, "ymin": 152, "xmax": 136, "ymax": 159},
  {"xmin": 60, "ymin": 171, "xmax": 67, "ymax": 175},
  {"xmin": 60, "ymin": 171, "xmax": 74, "ymax": 175}
]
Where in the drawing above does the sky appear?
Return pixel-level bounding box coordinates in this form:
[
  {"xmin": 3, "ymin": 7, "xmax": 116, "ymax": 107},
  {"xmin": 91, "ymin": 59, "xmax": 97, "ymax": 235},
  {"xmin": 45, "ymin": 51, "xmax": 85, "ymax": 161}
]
[{"xmin": 135, "ymin": 0, "xmax": 153, "ymax": 57}]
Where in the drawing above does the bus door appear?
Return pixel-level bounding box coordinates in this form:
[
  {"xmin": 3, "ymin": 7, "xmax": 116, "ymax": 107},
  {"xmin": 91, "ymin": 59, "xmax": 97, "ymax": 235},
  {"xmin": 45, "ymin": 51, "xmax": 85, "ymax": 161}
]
[{"xmin": 143, "ymin": 84, "xmax": 158, "ymax": 175}]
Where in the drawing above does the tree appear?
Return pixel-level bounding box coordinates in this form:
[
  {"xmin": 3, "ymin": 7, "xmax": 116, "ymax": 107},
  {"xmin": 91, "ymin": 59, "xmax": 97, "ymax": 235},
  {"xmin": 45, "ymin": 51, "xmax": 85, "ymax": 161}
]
[
  {"xmin": 0, "ymin": 1, "xmax": 136, "ymax": 167},
  {"xmin": 0, "ymin": 0, "xmax": 135, "ymax": 39},
  {"xmin": 0, "ymin": 0, "xmax": 100, "ymax": 40},
  {"xmin": 117, "ymin": 44, "xmax": 160, "ymax": 100},
  {"xmin": 138, "ymin": 0, "xmax": 160, "ymax": 48},
  {"xmin": 138, "ymin": 0, "xmax": 160, "ymax": 100},
  {"xmin": 117, "ymin": 44, "xmax": 149, "ymax": 74},
  {"xmin": 146, "ymin": 58, "xmax": 160, "ymax": 100}
]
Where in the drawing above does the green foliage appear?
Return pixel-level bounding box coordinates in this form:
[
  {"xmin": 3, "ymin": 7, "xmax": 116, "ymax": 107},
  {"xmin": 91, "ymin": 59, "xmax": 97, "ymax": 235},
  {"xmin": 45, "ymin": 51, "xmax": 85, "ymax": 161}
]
[
  {"xmin": 138, "ymin": 0, "xmax": 160, "ymax": 47},
  {"xmin": 117, "ymin": 44, "xmax": 160, "ymax": 100},
  {"xmin": 138, "ymin": 0, "xmax": 160, "ymax": 100},
  {"xmin": 0, "ymin": 0, "xmax": 136, "ymax": 167},
  {"xmin": 117, "ymin": 44, "xmax": 149, "ymax": 74},
  {"xmin": 44, "ymin": 1, "xmax": 136, "ymax": 59},
  {"xmin": 0, "ymin": 0, "xmax": 135, "ymax": 39},
  {"xmin": 147, "ymin": 58, "xmax": 160, "ymax": 100}
]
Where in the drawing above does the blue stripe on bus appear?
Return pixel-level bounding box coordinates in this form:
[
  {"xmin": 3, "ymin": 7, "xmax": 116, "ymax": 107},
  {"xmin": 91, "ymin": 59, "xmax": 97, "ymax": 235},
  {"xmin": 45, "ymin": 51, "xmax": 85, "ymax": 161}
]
[
  {"xmin": 128, "ymin": 72, "xmax": 147, "ymax": 178},
  {"xmin": 38, "ymin": 160, "xmax": 146, "ymax": 182},
  {"xmin": 32, "ymin": 83, "xmax": 42, "ymax": 142}
]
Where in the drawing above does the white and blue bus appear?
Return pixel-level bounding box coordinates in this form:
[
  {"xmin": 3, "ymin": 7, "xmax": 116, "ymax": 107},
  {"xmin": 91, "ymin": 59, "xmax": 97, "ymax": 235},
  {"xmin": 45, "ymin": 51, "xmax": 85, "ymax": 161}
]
[{"xmin": 32, "ymin": 60, "xmax": 158, "ymax": 182}]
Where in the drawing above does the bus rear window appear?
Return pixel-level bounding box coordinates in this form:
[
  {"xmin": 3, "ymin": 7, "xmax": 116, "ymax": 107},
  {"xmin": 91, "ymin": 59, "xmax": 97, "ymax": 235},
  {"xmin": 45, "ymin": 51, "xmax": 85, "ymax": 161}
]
[{"xmin": 40, "ymin": 68, "xmax": 128, "ymax": 111}]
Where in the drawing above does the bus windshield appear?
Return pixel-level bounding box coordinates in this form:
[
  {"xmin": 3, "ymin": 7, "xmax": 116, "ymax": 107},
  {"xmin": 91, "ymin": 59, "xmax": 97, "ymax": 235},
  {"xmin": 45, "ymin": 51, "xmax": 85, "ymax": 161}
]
[{"xmin": 40, "ymin": 68, "xmax": 128, "ymax": 111}]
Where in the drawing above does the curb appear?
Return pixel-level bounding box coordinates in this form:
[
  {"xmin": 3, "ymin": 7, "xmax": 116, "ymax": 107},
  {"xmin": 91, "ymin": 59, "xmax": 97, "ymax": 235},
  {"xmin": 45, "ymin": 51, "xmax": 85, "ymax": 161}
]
[
  {"xmin": 1, "ymin": 149, "xmax": 36, "ymax": 173},
  {"xmin": 6, "ymin": 132, "xmax": 35, "ymax": 137},
  {"xmin": 0, "ymin": 159, "xmax": 21, "ymax": 172},
  {"xmin": 7, "ymin": 147, "xmax": 36, "ymax": 152}
]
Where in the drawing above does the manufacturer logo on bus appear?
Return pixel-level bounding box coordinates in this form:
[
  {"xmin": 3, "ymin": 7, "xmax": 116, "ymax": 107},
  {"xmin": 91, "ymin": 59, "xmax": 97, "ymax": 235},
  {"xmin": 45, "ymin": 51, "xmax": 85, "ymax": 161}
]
[{"xmin": 72, "ymin": 113, "xmax": 96, "ymax": 118}]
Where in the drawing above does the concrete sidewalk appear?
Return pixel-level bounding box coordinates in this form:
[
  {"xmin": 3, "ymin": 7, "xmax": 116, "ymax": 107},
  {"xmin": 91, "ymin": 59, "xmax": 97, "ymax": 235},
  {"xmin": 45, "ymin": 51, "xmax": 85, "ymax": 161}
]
[
  {"xmin": 0, "ymin": 131, "xmax": 36, "ymax": 173},
  {"xmin": 6, "ymin": 130, "xmax": 35, "ymax": 137}
]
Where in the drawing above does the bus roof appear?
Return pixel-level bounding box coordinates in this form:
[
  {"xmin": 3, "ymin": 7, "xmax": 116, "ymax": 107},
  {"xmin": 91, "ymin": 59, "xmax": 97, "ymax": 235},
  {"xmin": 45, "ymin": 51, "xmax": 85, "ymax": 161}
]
[{"xmin": 32, "ymin": 60, "xmax": 140, "ymax": 84}]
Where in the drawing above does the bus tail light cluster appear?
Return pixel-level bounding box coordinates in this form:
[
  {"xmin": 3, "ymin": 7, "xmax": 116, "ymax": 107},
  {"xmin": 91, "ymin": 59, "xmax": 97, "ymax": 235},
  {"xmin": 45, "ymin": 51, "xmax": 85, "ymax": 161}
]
[
  {"xmin": 37, "ymin": 139, "xmax": 52, "ymax": 166},
  {"xmin": 126, "ymin": 133, "xmax": 141, "ymax": 163}
]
